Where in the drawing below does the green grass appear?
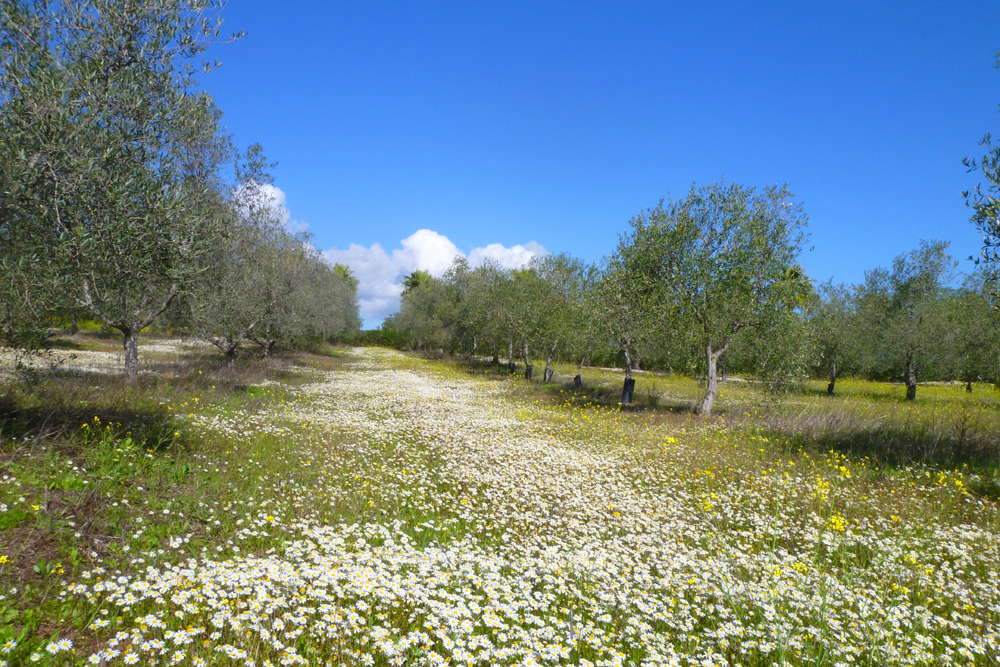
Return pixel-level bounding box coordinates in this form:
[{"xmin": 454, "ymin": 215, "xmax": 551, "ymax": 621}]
[
  {"xmin": 0, "ymin": 337, "xmax": 366, "ymax": 664},
  {"xmin": 489, "ymin": 358, "xmax": 1000, "ymax": 471},
  {"xmin": 0, "ymin": 340, "xmax": 997, "ymax": 666}
]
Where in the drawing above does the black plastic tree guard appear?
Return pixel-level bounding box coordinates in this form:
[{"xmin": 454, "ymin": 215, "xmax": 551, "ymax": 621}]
[{"xmin": 621, "ymin": 378, "xmax": 635, "ymax": 404}]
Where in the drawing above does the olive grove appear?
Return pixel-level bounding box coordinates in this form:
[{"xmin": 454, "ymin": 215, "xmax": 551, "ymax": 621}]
[
  {"xmin": 386, "ymin": 190, "xmax": 997, "ymax": 413},
  {"xmin": 0, "ymin": 0, "xmax": 360, "ymax": 378}
]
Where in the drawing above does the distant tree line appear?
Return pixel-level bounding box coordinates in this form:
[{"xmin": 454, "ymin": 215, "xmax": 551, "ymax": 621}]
[
  {"xmin": 384, "ymin": 184, "xmax": 999, "ymax": 415},
  {"xmin": 5, "ymin": 1, "xmax": 996, "ymax": 403},
  {"xmin": 0, "ymin": 0, "xmax": 361, "ymax": 379}
]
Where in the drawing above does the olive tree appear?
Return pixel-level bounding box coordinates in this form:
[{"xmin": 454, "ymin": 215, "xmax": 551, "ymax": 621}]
[
  {"xmin": 855, "ymin": 240, "xmax": 956, "ymax": 400},
  {"xmin": 809, "ymin": 280, "xmax": 860, "ymax": 394},
  {"xmin": 435, "ymin": 257, "xmax": 479, "ymax": 356},
  {"xmin": 944, "ymin": 269, "xmax": 998, "ymax": 390},
  {"xmin": 561, "ymin": 264, "xmax": 604, "ymax": 387},
  {"xmin": 247, "ymin": 242, "xmax": 359, "ymax": 355},
  {"xmin": 592, "ymin": 258, "xmax": 662, "ymax": 403},
  {"xmin": 531, "ymin": 254, "xmax": 598, "ymax": 383},
  {"xmin": 188, "ymin": 145, "xmax": 294, "ymax": 363},
  {"xmin": 504, "ymin": 264, "xmax": 557, "ymax": 380},
  {"xmin": 964, "ymin": 51, "xmax": 1000, "ymax": 277},
  {"xmin": 1, "ymin": 0, "xmax": 92, "ymax": 343},
  {"xmin": 394, "ymin": 275, "xmax": 445, "ymax": 351},
  {"xmin": 465, "ymin": 260, "xmax": 517, "ymax": 368},
  {"xmin": 618, "ymin": 183, "xmax": 809, "ymax": 415},
  {"xmin": 288, "ymin": 251, "xmax": 361, "ymax": 343},
  {"xmin": 0, "ymin": 0, "xmax": 242, "ymax": 380}
]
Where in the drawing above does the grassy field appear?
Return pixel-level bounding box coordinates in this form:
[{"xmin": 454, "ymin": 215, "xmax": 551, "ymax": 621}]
[
  {"xmin": 0, "ymin": 338, "xmax": 997, "ymax": 666},
  {"xmin": 529, "ymin": 360, "xmax": 1000, "ymax": 479}
]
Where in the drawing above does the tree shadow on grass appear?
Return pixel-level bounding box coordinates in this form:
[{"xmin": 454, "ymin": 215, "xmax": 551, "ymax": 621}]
[
  {"xmin": 46, "ymin": 337, "xmax": 85, "ymax": 351},
  {"xmin": 0, "ymin": 344, "xmax": 328, "ymax": 453},
  {"xmin": 752, "ymin": 409, "xmax": 1000, "ymax": 487},
  {"xmin": 460, "ymin": 358, "xmax": 711, "ymax": 416},
  {"xmin": 548, "ymin": 380, "xmax": 709, "ymax": 415},
  {"xmin": 0, "ymin": 375, "xmax": 185, "ymax": 454}
]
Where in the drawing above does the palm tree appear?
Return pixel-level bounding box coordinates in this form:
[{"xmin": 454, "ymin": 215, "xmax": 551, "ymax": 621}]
[
  {"xmin": 780, "ymin": 264, "xmax": 814, "ymax": 309},
  {"xmin": 333, "ymin": 263, "xmax": 359, "ymax": 292},
  {"xmin": 401, "ymin": 270, "xmax": 432, "ymax": 298}
]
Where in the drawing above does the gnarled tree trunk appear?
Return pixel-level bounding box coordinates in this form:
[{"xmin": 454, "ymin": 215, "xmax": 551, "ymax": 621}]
[
  {"xmin": 252, "ymin": 337, "xmax": 277, "ymax": 358},
  {"xmin": 905, "ymin": 362, "xmax": 917, "ymax": 401},
  {"xmin": 122, "ymin": 327, "xmax": 139, "ymax": 380},
  {"xmin": 213, "ymin": 338, "xmax": 239, "ymax": 366},
  {"xmin": 82, "ymin": 280, "xmax": 179, "ymax": 382}
]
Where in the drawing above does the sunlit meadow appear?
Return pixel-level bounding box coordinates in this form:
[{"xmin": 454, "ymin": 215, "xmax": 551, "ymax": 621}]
[{"xmin": 1, "ymin": 342, "xmax": 998, "ymax": 666}]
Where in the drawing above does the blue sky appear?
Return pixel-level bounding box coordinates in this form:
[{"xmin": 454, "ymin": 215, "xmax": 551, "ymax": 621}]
[{"xmin": 200, "ymin": 1, "xmax": 1000, "ymax": 327}]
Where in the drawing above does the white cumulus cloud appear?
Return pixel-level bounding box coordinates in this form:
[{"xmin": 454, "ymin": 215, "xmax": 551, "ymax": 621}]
[
  {"xmin": 469, "ymin": 241, "xmax": 548, "ymax": 269},
  {"xmin": 322, "ymin": 229, "xmax": 547, "ymax": 328},
  {"xmin": 397, "ymin": 229, "xmax": 463, "ymax": 276},
  {"xmin": 254, "ymin": 184, "xmax": 309, "ymax": 234}
]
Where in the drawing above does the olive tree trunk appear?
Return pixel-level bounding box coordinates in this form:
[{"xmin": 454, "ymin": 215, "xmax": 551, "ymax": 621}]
[
  {"xmin": 574, "ymin": 352, "xmax": 587, "ymax": 387},
  {"xmin": 621, "ymin": 345, "xmax": 635, "ymax": 404},
  {"xmin": 701, "ymin": 353, "xmax": 719, "ymax": 415},
  {"xmin": 209, "ymin": 299, "xmax": 279, "ymax": 367},
  {"xmin": 699, "ymin": 340, "xmax": 734, "ymax": 416},
  {"xmin": 251, "ymin": 337, "xmax": 278, "ymax": 357},
  {"xmin": 123, "ymin": 327, "xmax": 140, "ymax": 380},
  {"xmin": 82, "ymin": 280, "xmax": 179, "ymax": 382},
  {"xmin": 905, "ymin": 362, "xmax": 917, "ymax": 401},
  {"xmin": 214, "ymin": 339, "xmax": 240, "ymax": 366},
  {"xmin": 543, "ymin": 339, "xmax": 558, "ymax": 383},
  {"xmin": 210, "ymin": 335, "xmax": 248, "ymax": 367}
]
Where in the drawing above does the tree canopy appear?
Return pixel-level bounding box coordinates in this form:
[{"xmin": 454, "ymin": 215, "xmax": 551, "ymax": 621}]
[
  {"xmin": 614, "ymin": 182, "xmax": 809, "ymax": 414},
  {"xmin": 0, "ymin": 0, "xmax": 360, "ymax": 376},
  {"xmin": 964, "ymin": 51, "xmax": 1000, "ymax": 275}
]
